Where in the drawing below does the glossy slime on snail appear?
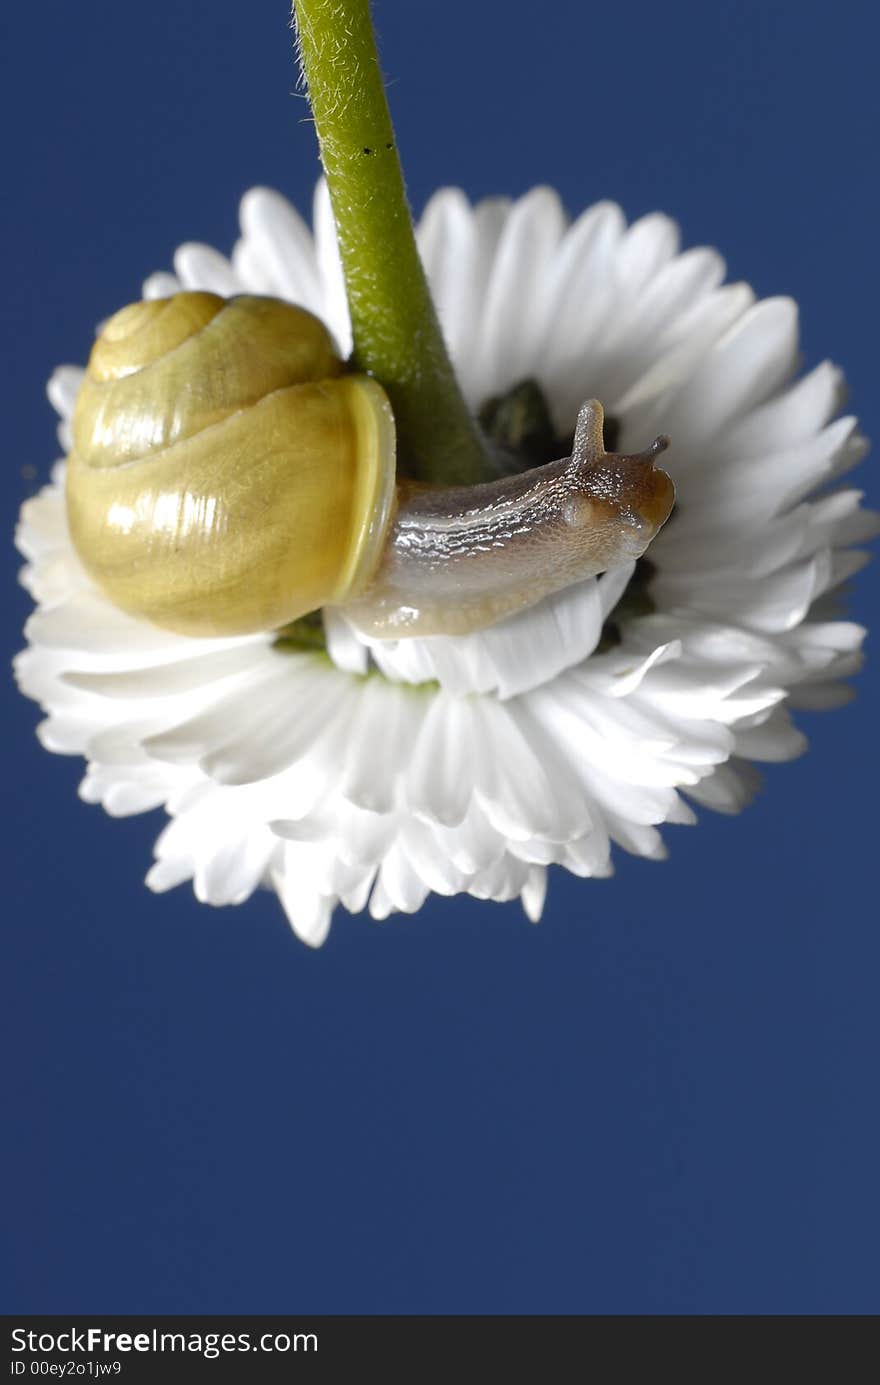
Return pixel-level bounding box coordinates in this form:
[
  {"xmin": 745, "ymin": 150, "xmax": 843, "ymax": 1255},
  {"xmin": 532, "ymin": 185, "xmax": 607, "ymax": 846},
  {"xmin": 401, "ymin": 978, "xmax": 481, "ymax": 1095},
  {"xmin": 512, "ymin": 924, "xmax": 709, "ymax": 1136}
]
[{"xmin": 65, "ymin": 292, "xmax": 675, "ymax": 639}]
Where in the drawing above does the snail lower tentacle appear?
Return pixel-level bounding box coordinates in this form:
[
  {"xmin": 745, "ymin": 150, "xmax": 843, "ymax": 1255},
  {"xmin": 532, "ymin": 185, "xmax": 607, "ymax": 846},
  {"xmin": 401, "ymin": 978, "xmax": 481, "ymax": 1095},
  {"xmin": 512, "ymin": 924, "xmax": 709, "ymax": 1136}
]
[{"xmin": 65, "ymin": 291, "xmax": 674, "ymax": 641}]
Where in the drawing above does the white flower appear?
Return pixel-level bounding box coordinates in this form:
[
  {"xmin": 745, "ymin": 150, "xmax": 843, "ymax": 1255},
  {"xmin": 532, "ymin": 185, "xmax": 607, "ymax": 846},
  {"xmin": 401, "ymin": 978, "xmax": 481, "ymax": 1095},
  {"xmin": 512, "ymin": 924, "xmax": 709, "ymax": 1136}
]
[{"xmin": 15, "ymin": 184, "xmax": 877, "ymax": 945}]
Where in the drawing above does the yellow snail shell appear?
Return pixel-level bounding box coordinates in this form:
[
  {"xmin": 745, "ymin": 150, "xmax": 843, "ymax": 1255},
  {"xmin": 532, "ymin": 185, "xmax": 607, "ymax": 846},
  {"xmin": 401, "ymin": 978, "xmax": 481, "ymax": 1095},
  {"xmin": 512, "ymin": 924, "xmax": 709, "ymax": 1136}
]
[
  {"xmin": 65, "ymin": 291, "xmax": 675, "ymax": 641},
  {"xmin": 66, "ymin": 292, "xmax": 396, "ymax": 636}
]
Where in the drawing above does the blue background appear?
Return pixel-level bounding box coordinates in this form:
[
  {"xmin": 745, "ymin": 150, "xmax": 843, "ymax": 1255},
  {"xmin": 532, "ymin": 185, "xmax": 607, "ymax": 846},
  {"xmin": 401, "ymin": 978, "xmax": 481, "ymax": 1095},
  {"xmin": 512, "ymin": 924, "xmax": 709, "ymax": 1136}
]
[{"xmin": 3, "ymin": 0, "xmax": 878, "ymax": 1314}]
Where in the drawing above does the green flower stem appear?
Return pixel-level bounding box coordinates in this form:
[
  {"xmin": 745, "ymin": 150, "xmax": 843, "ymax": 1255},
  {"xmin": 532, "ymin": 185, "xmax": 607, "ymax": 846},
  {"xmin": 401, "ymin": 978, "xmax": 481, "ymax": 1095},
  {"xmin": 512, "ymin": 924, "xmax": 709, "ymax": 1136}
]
[{"xmin": 294, "ymin": 0, "xmax": 493, "ymax": 486}]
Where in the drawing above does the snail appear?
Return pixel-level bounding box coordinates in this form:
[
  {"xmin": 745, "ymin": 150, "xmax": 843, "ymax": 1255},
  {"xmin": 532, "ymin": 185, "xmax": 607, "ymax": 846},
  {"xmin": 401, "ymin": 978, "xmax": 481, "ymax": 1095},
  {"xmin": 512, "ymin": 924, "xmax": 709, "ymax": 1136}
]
[{"xmin": 65, "ymin": 291, "xmax": 675, "ymax": 640}]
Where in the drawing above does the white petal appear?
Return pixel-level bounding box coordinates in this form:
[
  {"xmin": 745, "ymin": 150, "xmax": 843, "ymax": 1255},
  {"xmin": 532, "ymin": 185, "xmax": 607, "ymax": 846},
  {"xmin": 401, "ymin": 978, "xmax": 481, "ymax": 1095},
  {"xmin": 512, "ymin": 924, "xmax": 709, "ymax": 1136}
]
[
  {"xmin": 474, "ymin": 186, "xmax": 568, "ymax": 394},
  {"xmin": 733, "ymin": 707, "xmax": 807, "ymax": 762},
  {"xmin": 400, "ymin": 821, "xmax": 466, "ymax": 897},
  {"xmin": 366, "ymin": 574, "xmax": 606, "ymax": 699},
  {"xmin": 418, "ymin": 187, "xmax": 483, "ymax": 362},
  {"xmin": 713, "ymin": 360, "xmax": 846, "ymax": 459},
  {"xmin": 273, "ymin": 859, "xmax": 334, "ymax": 946},
  {"xmin": 173, "ymin": 243, "xmax": 240, "ymax": 295},
  {"xmin": 686, "ymin": 760, "xmax": 762, "ymax": 814},
  {"xmin": 672, "ymin": 416, "xmax": 862, "ymax": 530},
  {"xmin": 323, "ymin": 608, "xmax": 369, "ymax": 675},
  {"xmin": 520, "ymin": 869, "xmax": 547, "ymax": 923},
  {"xmin": 142, "ymin": 271, "xmax": 180, "ymax": 300},
  {"xmin": 787, "ymin": 681, "xmax": 857, "ymax": 710},
  {"xmin": 617, "ymin": 282, "xmax": 756, "ymax": 427},
  {"xmin": 406, "ymin": 693, "xmax": 478, "ymax": 827},
  {"xmin": 195, "ymin": 830, "xmax": 276, "ymax": 907},
  {"xmin": 443, "ymin": 195, "xmax": 513, "ymax": 406},
  {"xmin": 374, "ymin": 841, "xmax": 430, "ymax": 916},
  {"xmin": 653, "ymin": 554, "xmax": 829, "ymax": 632},
  {"xmin": 146, "ymin": 855, "xmax": 196, "ymax": 893},
  {"xmin": 617, "ymin": 212, "xmax": 680, "ymax": 288},
  {"xmin": 147, "ymin": 657, "xmax": 355, "ymax": 784},
  {"xmin": 311, "ymin": 179, "xmax": 351, "ymax": 354},
  {"xmin": 237, "ymin": 186, "xmax": 324, "ymax": 315},
  {"xmin": 657, "ymin": 298, "xmax": 800, "ymax": 459},
  {"xmin": 47, "ymin": 366, "xmax": 84, "ymax": 421},
  {"xmin": 64, "ymin": 644, "xmax": 269, "ymax": 700},
  {"xmin": 336, "ymin": 679, "xmax": 425, "ymax": 814},
  {"xmin": 27, "ymin": 592, "xmax": 213, "ymax": 659}
]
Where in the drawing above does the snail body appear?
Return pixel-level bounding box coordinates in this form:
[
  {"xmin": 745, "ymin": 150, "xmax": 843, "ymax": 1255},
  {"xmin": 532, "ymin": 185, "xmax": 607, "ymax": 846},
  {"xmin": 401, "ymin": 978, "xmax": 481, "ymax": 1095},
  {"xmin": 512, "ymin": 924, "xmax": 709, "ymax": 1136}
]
[{"xmin": 66, "ymin": 291, "xmax": 674, "ymax": 640}]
